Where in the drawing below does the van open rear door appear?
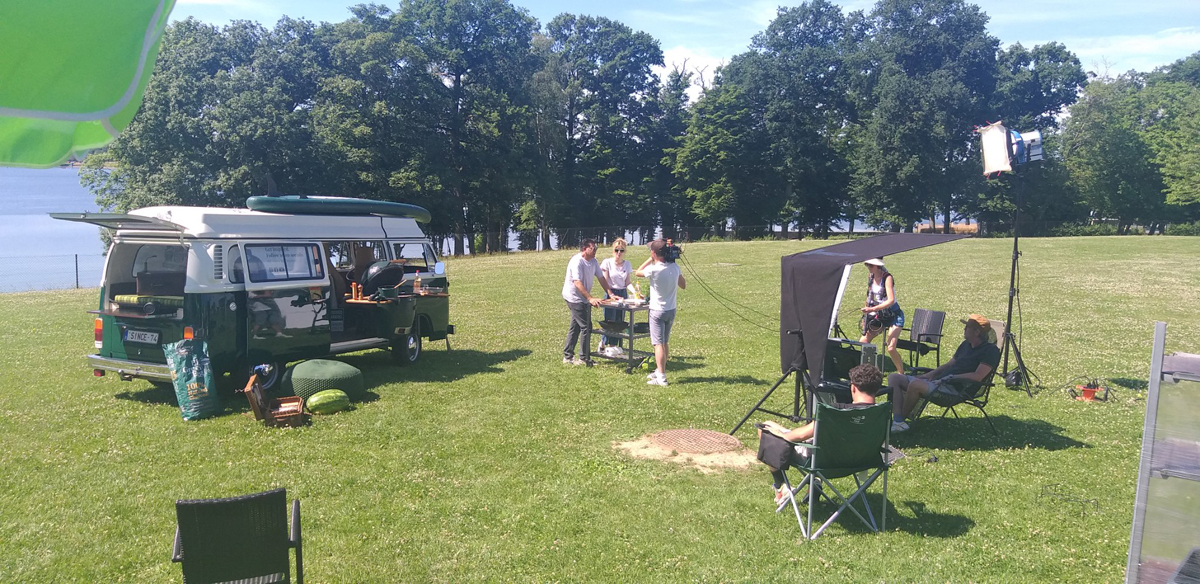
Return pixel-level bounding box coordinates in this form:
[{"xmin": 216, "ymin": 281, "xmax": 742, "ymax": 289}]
[{"xmin": 49, "ymin": 212, "xmax": 184, "ymax": 233}]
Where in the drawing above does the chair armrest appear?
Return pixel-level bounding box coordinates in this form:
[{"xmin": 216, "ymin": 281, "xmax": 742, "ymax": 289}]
[
  {"xmin": 292, "ymin": 499, "xmax": 303, "ymax": 584},
  {"xmin": 942, "ymin": 376, "xmax": 985, "ymax": 397},
  {"xmin": 171, "ymin": 526, "xmax": 182, "ymax": 563}
]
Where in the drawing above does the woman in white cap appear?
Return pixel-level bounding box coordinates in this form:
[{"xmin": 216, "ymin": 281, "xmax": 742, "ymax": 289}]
[{"xmin": 860, "ymin": 257, "xmax": 905, "ymax": 374}]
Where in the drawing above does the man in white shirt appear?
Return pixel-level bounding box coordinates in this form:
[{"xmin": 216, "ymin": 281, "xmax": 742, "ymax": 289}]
[
  {"xmin": 562, "ymin": 238, "xmax": 613, "ymax": 366},
  {"xmin": 634, "ymin": 239, "xmax": 686, "ymax": 386}
]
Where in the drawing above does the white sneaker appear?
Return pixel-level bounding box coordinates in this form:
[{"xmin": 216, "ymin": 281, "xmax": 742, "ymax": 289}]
[
  {"xmin": 610, "ymin": 346, "xmax": 626, "ymax": 357},
  {"xmin": 647, "ymin": 375, "xmax": 668, "ymax": 386},
  {"xmin": 563, "ymin": 357, "xmax": 573, "ymax": 365},
  {"xmin": 646, "ymin": 370, "xmax": 661, "ymax": 380},
  {"xmin": 891, "ymin": 420, "xmax": 910, "ymax": 433}
]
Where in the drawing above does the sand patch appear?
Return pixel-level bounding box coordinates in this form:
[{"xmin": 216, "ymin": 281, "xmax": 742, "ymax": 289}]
[{"xmin": 615, "ymin": 428, "xmax": 758, "ymax": 474}]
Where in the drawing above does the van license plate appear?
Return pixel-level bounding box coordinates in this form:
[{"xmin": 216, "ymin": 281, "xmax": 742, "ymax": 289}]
[{"xmin": 124, "ymin": 329, "xmax": 160, "ymax": 344}]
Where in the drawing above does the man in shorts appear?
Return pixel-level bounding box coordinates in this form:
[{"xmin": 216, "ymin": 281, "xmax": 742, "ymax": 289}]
[
  {"xmin": 888, "ymin": 313, "xmax": 1001, "ymax": 432},
  {"xmin": 635, "ymin": 239, "xmax": 686, "ymax": 386}
]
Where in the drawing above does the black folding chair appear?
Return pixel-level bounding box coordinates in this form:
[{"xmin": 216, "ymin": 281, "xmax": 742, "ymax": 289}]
[
  {"xmin": 896, "ymin": 308, "xmax": 945, "ymax": 369},
  {"xmin": 172, "ymin": 488, "xmax": 303, "ymax": 583}
]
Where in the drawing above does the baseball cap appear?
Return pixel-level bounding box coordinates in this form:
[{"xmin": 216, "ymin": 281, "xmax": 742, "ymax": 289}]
[{"xmin": 960, "ymin": 314, "xmax": 991, "ymax": 328}]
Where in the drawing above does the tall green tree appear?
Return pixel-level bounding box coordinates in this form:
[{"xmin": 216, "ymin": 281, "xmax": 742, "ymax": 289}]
[
  {"xmin": 543, "ymin": 14, "xmax": 663, "ymax": 241},
  {"xmin": 848, "ymin": 0, "xmax": 998, "ymax": 231},
  {"xmin": 82, "ymin": 17, "xmax": 330, "ymax": 212},
  {"xmin": 1062, "ymin": 74, "xmax": 1166, "ymax": 232},
  {"xmin": 399, "ymin": 0, "xmax": 540, "ymax": 254}
]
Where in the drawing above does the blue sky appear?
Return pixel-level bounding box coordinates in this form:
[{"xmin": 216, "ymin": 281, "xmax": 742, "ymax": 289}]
[{"xmin": 175, "ymin": 0, "xmax": 1199, "ymax": 85}]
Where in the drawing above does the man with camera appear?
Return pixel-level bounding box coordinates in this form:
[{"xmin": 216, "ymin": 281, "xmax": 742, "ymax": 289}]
[
  {"xmin": 635, "ymin": 239, "xmax": 686, "ymax": 386},
  {"xmin": 887, "ymin": 314, "xmax": 1000, "ymax": 432}
]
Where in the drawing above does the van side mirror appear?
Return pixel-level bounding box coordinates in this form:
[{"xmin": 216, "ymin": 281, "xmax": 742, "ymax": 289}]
[{"xmin": 433, "ymin": 261, "xmax": 446, "ymax": 275}]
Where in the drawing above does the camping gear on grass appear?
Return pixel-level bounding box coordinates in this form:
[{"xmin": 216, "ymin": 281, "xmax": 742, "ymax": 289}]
[
  {"xmin": 241, "ymin": 369, "xmax": 309, "ymax": 428},
  {"xmin": 163, "ymin": 338, "xmax": 221, "ymax": 421},
  {"xmin": 282, "ymin": 360, "xmax": 364, "ymax": 401}
]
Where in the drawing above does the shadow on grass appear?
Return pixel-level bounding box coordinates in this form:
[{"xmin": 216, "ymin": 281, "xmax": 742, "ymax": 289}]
[
  {"xmin": 783, "ymin": 494, "xmax": 974, "ymax": 538},
  {"xmin": 680, "ymin": 375, "xmax": 762, "ymax": 385},
  {"xmin": 895, "ymin": 414, "xmax": 1088, "ymax": 451},
  {"xmin": 334, "ymin": 347, "xmax": 534, "ymax": 384},
  {"xmin": 114, "ymin": 382, "xmax": 177, "ymax": 407},
  {"xmin": 1110, "ymin": 377, "xmax": 1148, "ymax": 391}
]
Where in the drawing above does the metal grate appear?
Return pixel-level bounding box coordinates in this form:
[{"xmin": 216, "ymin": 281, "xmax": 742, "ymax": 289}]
[
  {"xmin": 213, "ymin": 245, "xmax": 224, "ymax": 280},
  {"xmin": 649, "ymin": 429, "xmax": 742, "ymax": 454}
]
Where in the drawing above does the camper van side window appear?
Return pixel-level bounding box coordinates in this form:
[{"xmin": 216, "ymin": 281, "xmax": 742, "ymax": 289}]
[
  {"xmin": 228, "ymin": 245, "xmax": 244, "ymax": 283},
  {"xmin": 244, "ymin": 244, "xmax": 325, "ymax": 283},
  {"xmin": 391, "ymin": 242, "xmax": 430, "ymax": 270}
]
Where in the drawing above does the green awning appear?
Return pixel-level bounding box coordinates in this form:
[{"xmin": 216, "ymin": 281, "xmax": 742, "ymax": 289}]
[{"xmin": 0, "ymin": 1, "xmax": 176, "ymax": 168}]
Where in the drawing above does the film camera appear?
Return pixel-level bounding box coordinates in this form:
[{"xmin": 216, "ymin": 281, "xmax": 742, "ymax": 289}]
[{"xmin": 661, "ymin": 238, "xmax": 682, "ymax": 263}]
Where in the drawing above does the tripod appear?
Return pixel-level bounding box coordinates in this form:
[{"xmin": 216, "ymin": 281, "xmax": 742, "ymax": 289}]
[
  {"xmin": 729, "ymin": 365, "xmax": 811, "ymax": 435},
  {"xmin": 1001, "ymin": 173, "xmax": 1036, "ymax": 397}
]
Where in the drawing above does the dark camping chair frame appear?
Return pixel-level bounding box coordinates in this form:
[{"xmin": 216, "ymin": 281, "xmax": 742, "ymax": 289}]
[
  {"xmin": 895, "ymin": 308, "xmax": 945, "ymax": 369},
  {"xmin": 911, "ymin": 319, "xmax": 1005, "ymax": 435},
  {"xmin": 172, "ymin": 488, "xmax": 303, "ymax": 583},
  {"xmin": 775, "ymin": 402, "xmax": 893, "ymax": 540}
]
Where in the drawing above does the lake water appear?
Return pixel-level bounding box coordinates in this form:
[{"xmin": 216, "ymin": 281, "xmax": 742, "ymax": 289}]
[{"xmin": 0, "ymin": 167, "xmax": 107, "ymax": 292}]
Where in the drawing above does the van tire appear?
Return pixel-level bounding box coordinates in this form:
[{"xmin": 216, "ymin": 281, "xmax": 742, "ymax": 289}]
[
  {"xmin": 392, "ymin": 321, "xmax": 421, "ymax": 365},
  {"xmin": 254, "ymin": 362, "xmax": 284, "ymax": 391}
]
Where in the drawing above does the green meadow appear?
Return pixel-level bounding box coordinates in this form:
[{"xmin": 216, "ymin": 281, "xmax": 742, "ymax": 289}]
[{"xmin": 2, "ymin": 236, "xmax": 1198, "ymax": 581}]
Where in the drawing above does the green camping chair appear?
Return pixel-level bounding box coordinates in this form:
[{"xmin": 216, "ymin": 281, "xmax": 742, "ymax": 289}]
[{"xmin": 776, "ymin": 402, "xmax": 892, "ymax": 540}]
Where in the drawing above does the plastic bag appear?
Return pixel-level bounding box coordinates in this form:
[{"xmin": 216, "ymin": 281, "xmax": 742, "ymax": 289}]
[{"xmin": 162, "ymin": 339, "xmax": 221, "ymax": 420}]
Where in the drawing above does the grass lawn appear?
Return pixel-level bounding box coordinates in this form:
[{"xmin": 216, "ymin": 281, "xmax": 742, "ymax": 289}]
[{"xmin": 1, "ymin": 236, "xmax": 1198, "ymax": 581}]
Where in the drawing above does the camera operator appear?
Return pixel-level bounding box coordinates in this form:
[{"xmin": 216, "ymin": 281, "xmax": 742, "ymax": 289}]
[{"xmin": 635, "ymin": 239, "xmax": 686, "ymax": 386}]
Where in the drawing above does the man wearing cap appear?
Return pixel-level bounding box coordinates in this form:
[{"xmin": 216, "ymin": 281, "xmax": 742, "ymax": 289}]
[
  {"xmin": 562, "ymin": 238, "xmax": 614, "ymax": 366},
  {"xmin": 635, "ymin": 239, "xmax": 686, "ymax": 386},
  {"xmin": 887, "ymin": 314, "xmax": 1001, "ymax": 432}
]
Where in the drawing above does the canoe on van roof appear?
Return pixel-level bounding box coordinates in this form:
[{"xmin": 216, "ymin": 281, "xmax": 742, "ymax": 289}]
[
  {"xmin": 246, "ymin": 195, "xmax": 432, "ymax": 223},
  {"xmin": 50, "ymin": 205, "xmax": 428, "ymax": 241}
]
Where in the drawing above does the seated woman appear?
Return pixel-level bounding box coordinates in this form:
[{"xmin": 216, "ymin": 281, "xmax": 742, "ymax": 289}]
[{"xmin": 757, "ymin": 363, "xmax": 883, "ymax": 504}]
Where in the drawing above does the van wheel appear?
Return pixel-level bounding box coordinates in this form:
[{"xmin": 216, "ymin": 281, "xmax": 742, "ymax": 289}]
[
  {"xmin": 392, "ymin": 322, "xmax": 422, "ymax": 365},
  {"xmin": 251, "ymin": 362, "xmax": 284, "ymax": 391}
]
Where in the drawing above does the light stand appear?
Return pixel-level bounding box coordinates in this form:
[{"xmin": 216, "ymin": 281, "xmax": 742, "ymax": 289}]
[{"xmin": 1000, "ymin": 156, "xmax": 1037, "ymax": 397}]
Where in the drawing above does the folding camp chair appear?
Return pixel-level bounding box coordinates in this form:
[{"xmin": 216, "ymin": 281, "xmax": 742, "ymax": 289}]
[
  {"xmin": 896, "ymin": 308, "xmax": 945, "ymax": 369},
  {"xmin": 775, "ymin": 402, "xmax": 892, "ymax": 540},
  {"xmin": 172, "ymin": 488, "xmax": 303, "ymax": 583},
  {"xmin": 912, "ymin": 320, "xmax": 1003, "ymax": 435}
]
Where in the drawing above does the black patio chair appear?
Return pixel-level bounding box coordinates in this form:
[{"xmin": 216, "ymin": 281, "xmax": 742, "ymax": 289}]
[
  {"xmin": 172, "ymin": 488, "xmax": 303, "ymax": 583},
  {"xmin": 895, "ymin": 308, "xmax": 945, "ymax": 369}
]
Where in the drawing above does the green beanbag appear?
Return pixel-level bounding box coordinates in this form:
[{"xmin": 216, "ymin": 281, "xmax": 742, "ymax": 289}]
[{"xmin": 282, "ymin": 359, "xmax": 364, "ymax": 401}]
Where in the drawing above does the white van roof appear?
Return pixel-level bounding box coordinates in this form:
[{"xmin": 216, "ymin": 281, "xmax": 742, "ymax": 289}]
[{"xmin": 53, "ymin": 206, "xmax": 428, "ymax": 240}]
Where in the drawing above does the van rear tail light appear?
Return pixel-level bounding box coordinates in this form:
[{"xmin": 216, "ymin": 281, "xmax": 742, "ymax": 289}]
[
  {"xmin": 94, "ymin": 318, "xmax": 103, "ymax": 348},
  {"xmin": 183, "ymin": 326, "xmax": 194, "ymax": 340}
]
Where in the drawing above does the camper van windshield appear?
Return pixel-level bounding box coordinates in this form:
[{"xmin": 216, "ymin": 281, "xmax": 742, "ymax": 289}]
[{"xmin": 244, "ymin": 244, "xmax": 325, "ymax": 283}]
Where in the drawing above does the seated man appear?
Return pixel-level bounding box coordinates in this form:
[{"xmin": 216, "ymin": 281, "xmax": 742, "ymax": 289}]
[
  {"xmin": 757, "ymin": 363, "xmax": 884, "ymax": 504},
  {"xmin": 888, "ymin": 314, "xmax": 1000, "ymax": 433}
]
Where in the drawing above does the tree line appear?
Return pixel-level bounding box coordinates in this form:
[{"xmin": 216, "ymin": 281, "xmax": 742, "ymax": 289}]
[{"xmin": 81, "ymin": 0, "xmax": 1200, "ymax": 252}]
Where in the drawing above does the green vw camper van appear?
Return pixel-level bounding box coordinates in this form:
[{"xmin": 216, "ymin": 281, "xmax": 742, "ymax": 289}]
[{"xmin": 53, "ymin": 196, "xmax": 453, "ymax": 389}]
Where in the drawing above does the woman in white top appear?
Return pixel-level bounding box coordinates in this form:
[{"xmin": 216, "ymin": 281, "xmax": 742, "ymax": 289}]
[
  {"xmin": 859, "ymin": 257, "xmax": 906, "ymax": 374},
  {"xmin": 598, "ymin": 238, "xmax": 632, "ymax": 355}
]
